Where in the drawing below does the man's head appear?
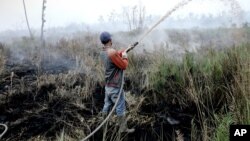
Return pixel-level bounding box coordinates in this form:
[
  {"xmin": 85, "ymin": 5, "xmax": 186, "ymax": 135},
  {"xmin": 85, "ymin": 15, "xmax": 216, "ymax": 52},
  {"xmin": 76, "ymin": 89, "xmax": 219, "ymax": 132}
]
[{"xmin": 100, "ymin": 31, "xmax": 112, "ymax": 45}]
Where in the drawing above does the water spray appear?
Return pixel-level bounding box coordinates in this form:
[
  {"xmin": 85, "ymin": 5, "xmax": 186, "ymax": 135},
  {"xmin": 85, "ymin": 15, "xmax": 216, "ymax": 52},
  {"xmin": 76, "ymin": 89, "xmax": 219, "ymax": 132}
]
[
  {"xmin": 126, "ymin": 0, "xmax": 193, "ymax": 53},
  {"xmin": 125, "ymin": 0, "xmax": 243, "ymax": 53}
]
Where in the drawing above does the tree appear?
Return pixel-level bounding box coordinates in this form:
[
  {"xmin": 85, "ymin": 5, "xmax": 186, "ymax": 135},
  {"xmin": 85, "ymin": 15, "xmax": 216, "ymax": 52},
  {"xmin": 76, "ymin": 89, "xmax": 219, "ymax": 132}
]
[
  {"xmin": 122, "ymin": 3, "xmax": 146, "ymax": 32},
  {"xmin": 108, "ymin": 10, "xmax": 117, "ymax": 25},
  {"xmin": 98, "ymin": 16, "xmax": 105, "ymax": 24},
  {"xmin": 41, "ymin": 0, "xmax": 46, "ymax": 47},
  {"xmin": 22, "ymin": 0, "xmax": 33, "ymax": 38}
]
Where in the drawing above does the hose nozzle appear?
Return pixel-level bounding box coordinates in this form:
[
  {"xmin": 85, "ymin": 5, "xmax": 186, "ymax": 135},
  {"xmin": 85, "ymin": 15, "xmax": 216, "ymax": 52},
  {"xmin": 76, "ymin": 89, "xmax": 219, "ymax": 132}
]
[
  {"xmin": 126, "ymin": 42, "xmax": 139, "ymax": 53},
  {"xmin": 133, "ymin": 42, "xmax": 139, "ymax": 47}
]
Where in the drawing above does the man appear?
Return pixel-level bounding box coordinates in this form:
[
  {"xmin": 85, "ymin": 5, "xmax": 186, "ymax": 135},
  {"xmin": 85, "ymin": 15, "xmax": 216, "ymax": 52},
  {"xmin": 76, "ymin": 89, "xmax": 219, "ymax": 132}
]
[{"xmin": 99, "ymin": 31, "xmax": 134, "ymax": 133}]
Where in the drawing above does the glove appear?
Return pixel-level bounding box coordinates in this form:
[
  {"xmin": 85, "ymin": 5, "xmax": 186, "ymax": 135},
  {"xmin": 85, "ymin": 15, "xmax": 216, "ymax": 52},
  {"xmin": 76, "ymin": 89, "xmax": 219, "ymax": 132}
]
[{"xmin": 121, "ymin": 51, "xmax": 128, "ymax": 59}]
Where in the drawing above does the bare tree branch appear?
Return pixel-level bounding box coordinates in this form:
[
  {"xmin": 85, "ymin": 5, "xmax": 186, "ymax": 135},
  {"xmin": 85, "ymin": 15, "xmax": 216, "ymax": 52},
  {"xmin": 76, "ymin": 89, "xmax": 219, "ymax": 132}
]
[
  {"xmin": 22, "ymin": 0, "xmax": 33, "ymax": 38},
  {"xmin": 41, "ymin": 0, "xmax": 46, "ymax": 47}
]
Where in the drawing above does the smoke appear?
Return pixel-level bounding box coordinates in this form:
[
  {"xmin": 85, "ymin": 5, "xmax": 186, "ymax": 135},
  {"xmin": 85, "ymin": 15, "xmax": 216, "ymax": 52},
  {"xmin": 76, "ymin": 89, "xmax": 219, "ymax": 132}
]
[{"xmin": 0, "ymin": 0, "xmax": 249, "ymax": 68}]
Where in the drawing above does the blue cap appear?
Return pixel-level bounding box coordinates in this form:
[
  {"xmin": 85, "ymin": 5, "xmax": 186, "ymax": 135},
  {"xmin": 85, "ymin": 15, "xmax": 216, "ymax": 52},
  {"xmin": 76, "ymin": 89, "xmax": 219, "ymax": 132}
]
[{"xmin": 100, "ymin": 31, "xmax": 112, "ymax": 44}]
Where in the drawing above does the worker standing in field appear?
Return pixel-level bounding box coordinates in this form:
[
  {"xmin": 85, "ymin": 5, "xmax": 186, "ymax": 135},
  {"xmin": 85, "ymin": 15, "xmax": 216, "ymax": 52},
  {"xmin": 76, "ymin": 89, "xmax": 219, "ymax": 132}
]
[{"xmin": 99, "ymin": 31, "xmax": 135, "ymax": 133}]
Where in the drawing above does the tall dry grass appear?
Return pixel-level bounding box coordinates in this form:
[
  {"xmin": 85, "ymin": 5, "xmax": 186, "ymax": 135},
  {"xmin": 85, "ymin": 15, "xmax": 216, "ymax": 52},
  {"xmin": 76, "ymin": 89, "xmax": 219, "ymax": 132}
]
[
  {"xmin": 0, "ymin": 43, "xmax": 6, "ymax": 74},
  {"xmin": 139, "ymin": 44, "xmax": 250, "ymax": 140}
]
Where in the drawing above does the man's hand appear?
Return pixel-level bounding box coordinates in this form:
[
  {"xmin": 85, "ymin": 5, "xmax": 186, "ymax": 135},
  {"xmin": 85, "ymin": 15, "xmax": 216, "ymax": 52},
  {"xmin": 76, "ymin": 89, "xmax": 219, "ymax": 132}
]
[
  {"xmin": 122, "ymin": 51, "xmax": 128, "ymax": 59},
  {"xmin": 125, "ymin": 45, "xmax": 134, "ymax": 52}
]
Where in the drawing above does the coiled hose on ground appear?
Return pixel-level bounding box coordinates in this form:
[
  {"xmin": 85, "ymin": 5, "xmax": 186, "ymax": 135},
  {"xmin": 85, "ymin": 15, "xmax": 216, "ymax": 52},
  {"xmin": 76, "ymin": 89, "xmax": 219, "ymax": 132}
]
[{"xmin": 0, "ymin": 123, "xmax": 8, "ymax": 139}]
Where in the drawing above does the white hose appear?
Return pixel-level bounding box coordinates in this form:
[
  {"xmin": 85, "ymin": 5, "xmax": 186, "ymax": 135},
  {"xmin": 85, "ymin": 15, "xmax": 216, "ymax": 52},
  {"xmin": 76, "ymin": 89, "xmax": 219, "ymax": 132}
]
[
  {"xmin": 80, "ymin": 71, "xmax": 124, "ymax": 141},
  {"xmin": 0, "ymin": 123, "xmax": 8, "ymax": 139}
]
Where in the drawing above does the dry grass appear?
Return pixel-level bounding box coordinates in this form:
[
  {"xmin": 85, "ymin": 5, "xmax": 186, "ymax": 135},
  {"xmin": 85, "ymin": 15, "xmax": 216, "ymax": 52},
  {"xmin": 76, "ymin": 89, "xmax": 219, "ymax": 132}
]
[{"xmin": 0, "ymin": 43, "xmax": 6, "ymax": 74}]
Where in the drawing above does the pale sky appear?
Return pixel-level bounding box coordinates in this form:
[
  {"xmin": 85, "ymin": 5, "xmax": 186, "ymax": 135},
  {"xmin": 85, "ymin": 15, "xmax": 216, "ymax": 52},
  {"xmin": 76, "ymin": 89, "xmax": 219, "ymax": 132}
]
[{"xmin": 0, "ymin": 0, "xmax": 249, "ymax": 32}]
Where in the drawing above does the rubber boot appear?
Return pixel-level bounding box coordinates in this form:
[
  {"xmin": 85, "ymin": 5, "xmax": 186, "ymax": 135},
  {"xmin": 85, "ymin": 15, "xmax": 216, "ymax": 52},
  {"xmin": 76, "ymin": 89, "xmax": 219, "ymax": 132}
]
[{"xmin": 117, "ymin": 115, "xmax": 135, "ymax": 133}]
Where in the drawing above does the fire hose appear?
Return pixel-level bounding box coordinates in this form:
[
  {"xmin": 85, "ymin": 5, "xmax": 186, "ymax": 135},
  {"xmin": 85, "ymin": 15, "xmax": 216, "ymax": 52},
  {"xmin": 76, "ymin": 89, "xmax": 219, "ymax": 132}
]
[{"xmin": 0, "ymin": 123, "xmax": 8, "ymax": 139}]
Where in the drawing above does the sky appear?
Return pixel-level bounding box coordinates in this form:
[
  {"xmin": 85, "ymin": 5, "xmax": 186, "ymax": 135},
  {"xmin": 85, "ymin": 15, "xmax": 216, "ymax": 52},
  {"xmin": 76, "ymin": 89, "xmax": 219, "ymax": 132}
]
[{"xmin": 0, "ymin": 0, "xmax": 249, "ymax": 32}]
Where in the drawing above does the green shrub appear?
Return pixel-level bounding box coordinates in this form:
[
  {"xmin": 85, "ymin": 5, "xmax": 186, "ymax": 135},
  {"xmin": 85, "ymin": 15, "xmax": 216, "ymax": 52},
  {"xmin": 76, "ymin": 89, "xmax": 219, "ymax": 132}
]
[{"xmin": 213, "ymin": 114, "xmax": 233, "ymax": 141}]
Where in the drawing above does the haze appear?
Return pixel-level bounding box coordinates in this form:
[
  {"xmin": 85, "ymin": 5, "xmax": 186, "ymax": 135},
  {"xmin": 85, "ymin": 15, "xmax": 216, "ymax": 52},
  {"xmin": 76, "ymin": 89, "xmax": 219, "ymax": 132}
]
[{"xmin": 0, "ymin": 0, "xmax": 249, "ymax": 32}]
